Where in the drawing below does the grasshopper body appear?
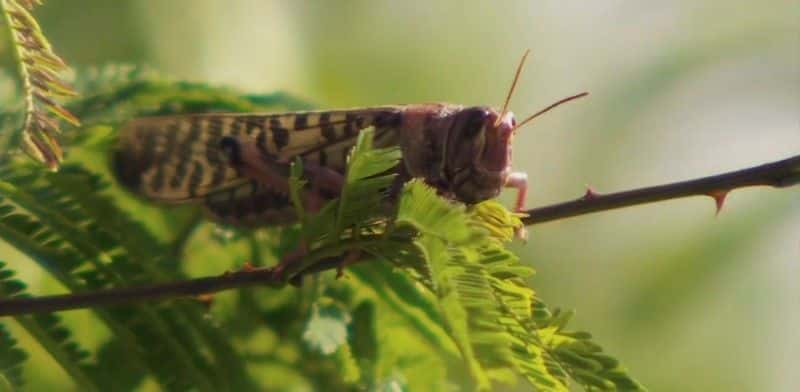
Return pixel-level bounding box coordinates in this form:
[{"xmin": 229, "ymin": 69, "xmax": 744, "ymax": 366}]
[
  {"xmin": 113, "ymin": 52, "xmax": 586, "ymax": 228},
  {"xmin": 113, "ymin": 103, "xmax": 525, "ymax": 226}
]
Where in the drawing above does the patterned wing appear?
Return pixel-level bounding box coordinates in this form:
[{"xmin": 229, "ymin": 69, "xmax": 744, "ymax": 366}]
[
  {"xmin": 201, "ymin": 179, "xmax": 297, "ymax": 227},
  {"xmin": 112, "ymin": 108, "xmax": 404, "ymax": 225}
]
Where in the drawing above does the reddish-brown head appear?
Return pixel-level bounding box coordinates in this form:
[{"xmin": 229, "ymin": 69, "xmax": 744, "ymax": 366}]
[
  {"xmin": 442, "ymin": 107, "xmax": 515, "ymax": 203},
  {"xmin": 401, "ymin": 50, "xmax": 587, "ymax": 204},
  {"xmin": 443, "ymin": 49, "xmax": 589, "ymax": 204},
  {"xmin": 481, "ymin": 110, "xmax": 516, "ymax": 173}
]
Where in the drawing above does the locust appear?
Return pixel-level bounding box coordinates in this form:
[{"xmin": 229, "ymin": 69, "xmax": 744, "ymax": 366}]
[{"xmin": 112, "ymin": 51, "xmax": 587, "ymax": 276}]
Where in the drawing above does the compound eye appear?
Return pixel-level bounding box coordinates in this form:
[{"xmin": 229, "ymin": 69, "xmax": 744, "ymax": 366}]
[{"xmin": 462, "ymin": 108, "xmax": 489, "ymax": 138}]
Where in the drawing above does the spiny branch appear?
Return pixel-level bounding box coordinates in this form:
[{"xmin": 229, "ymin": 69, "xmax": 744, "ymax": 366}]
[
  {"xmin": 0, "ymin": 154, "xmax": 798, "ymax": 316},
  {"xmin": 523, "ymin": 154, "xmax": 800, "ymax": 225}
]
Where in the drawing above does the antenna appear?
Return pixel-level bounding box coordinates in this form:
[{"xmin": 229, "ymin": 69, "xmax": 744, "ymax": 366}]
[
  {"xmin": 514, "ymin": 92, "xmax": 589, "ymax": 131},
  {"xmin": 496, "ymin": 49, "xmax": 531, "ymax": 126}
]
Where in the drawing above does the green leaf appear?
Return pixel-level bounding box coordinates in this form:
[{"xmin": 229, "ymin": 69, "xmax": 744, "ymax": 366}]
[
  {"xmin": 392, "ymin": 180, "xmax": 640, "ymax": 391},
  {"xmin": 414, "ymin": 235, "xmax": 494, "ymax": 390},
  {"xmin": 0, "ymin": 67, "xmax": 650, "ymax": 391},
  {"xmin": 0, "ymin": 168, "xmax": 223, "ymax": 391},
  {"xmin": 0, "ymin": 321, "xmax": 27, "ymax": 389},
  {"xmin": 332, "ymin": 126, "xmax": 401, "ymax": 239},
  {"xmin": 350, "ymin": 301, "xmax": 377, "ymax": 384},
  {"xmin": 533, "ymin": 304, "xmax": 646, "ymax": 391},
  {"xmin": 1, "ymin": 0, "xmax": 80, "ymax": 169},
  {"xmin": 0, "ymin": 261, "xmax": 97, "ymax": 391},
  {"xmin": 396, "ymin": 179, "xmax": 477, "ymax": 245}
]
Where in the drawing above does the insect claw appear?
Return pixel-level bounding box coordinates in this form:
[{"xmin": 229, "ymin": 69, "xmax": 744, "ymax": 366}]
[{"xmin": 514, "ymin": 226, "xmax": 529, "ymax": 242}]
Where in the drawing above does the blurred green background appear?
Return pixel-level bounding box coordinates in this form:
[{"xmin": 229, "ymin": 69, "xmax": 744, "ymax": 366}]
[{"xmin": 2, "ymin": 0, "xmax": 798, "ymax": 390}]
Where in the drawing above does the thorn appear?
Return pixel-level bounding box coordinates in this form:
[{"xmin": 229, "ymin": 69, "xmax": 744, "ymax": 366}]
[
  {"xmin": 706, "ymin": 190, "xmax": 729, "ymax": 215},
  {"xmin": 196, "ymin": 293, "xmax": 214, "ymax": 309},
  {"xmin": 240, "ymin": 261, "xmax": 256, "ymax": 272},
  {"xmin": 582, "ymin": 186, "xmax": 598, "ymax": 200},
  {"xmin": 337, "ymin": 249, "xmax": 362, "ymax": 279}
]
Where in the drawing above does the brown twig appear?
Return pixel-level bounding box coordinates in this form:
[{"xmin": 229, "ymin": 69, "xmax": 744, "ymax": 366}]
[
  {"xmin": 1, "ymin": 155, "xmax": 798, "ymax": 316},
  {"xmin": 0, "ymin": 266, "xmax": 281, "ymax": 316},
  {"xmin": 0, "ymin": 256, "xmax": 347, "ymax": 316},
  {"xmin": 523, "ymin": 154, "xmax": 799, "ymax": 225}
]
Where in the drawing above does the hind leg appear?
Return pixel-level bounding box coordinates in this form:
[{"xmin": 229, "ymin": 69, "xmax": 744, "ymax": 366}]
[
  {"xmin": 220, "ymin": 135, "xmax": 343, "ymax": 211},
  {"xmin": 220, "ymin": 136, "xmax": 346, "ymax": 281}
]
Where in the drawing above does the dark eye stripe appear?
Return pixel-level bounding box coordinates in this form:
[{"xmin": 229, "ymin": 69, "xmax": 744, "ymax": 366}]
[{"xmin": 463, "ymin": 109, "xmax": 488, "ymax": 138}]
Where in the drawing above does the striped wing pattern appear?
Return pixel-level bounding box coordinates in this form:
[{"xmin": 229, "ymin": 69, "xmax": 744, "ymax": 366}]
[
  {"xmin": 202, "ymin": 179, "xmax": 296, "ymax": 227},
  {"xmin": 113, "ymin": 108, "xmax": 403, "ymax": 226}
]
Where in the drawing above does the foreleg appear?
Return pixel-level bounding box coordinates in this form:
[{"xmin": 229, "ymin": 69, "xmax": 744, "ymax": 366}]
[
  {"xmin": 505, "ymin": 172, "xmax": 528, "ymax": 212},
  {"xmin": 505, "ymin": 172, "xmax": 529, "ymax": 240}
]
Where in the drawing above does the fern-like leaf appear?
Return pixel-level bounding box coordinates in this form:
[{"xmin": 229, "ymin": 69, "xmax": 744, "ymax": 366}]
[
  {"xmin": 0, "ymin": 69, "xmax": 649, "ymax": 390},
  {"xmin": 0, "ymin": 168, "xmax": 225, "ymax": 391},
  {"xmin": 394, "ymin": 181, "xmax": 644, "ymax": 390},
  {"xmin": 0, "ymin": 262, "xmax": 29, "ymax": 389},
  {"xmin": 0, "ymin": 261, "xmax": 101, "ymax": 390},
  {"xmin": 397, "ymin": 182, "xmax": 516, "ymax": 390},
  {"xmin": 282, "ymin": 128, "xmax": 402, "ymax": 278},
  {"xmin": 1, "ymin": 0, "xmax": 80, "ymax": 170},
  {"xmin": 533, "ymin": 306, "xmax": 647, "ymax": 391},
  {"xmin": 333, "ymin": 128, "xmax": 401, "ymax": 235}
]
